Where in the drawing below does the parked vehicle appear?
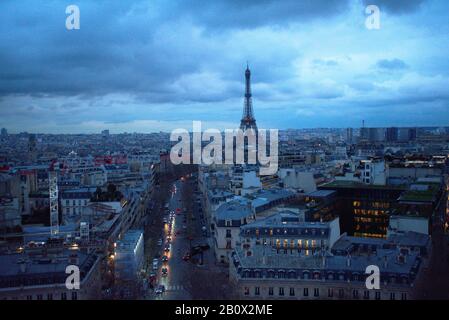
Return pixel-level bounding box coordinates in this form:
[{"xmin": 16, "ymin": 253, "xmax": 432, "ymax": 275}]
[
  {"xmin": 161, "ymin": 267, "xmax": 168, "ymax": 277},
  {"xmin": 182, "ymin": 253, "xmax": 191, "ymax": 261},
  {"xmin": 152, "ymin": 259, "xmax": 159, "ymax": 270},
  {"xmin": 155, "ymin": 285, "xmax": 165, "ymax": 294}
]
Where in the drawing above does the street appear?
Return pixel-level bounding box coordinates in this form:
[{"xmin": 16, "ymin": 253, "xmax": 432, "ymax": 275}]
[{"xmin": 146, "ymin": 176, "xmax": 228, "ymax": 300}]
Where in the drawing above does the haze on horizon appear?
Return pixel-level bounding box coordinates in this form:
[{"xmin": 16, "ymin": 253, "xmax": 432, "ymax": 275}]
[{"xmin": 0, "ymin": 0, "xmax": 448, "ymax": 134}]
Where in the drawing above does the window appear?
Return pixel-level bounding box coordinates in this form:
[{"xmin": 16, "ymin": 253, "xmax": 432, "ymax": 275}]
[
  {"xmin": 328, "ymin": 289, "xmax": 333, "ymax": 298},
  {"xmin": 338, "ymin": 289, "xmax": 344, "ymax": 299},
  {"xmin": 279, "ymin": 287, "xmax": 284, "ymax": 296},
  {"xmin": 26, "ymin": 295, "xmax": 32, "ymax": 300},
  {"xmin": 61, "ymin": 292, "xmax": 67, "ymax": 300},
  {"xmin": 352, "ymin": 290, "xmax": 359, "ymax": 299},
  {"xmin": 401, "ymin": 293, "xmax": 407, "ymax": 301},
  {"xmin": 363, "ymin": 291, "xmax": 370, "ymax": 300},
  {"xmin": 226, "ymin": 229, "xmax": 232, "ymax": 238},
  {"xmin": 71, "ymin": 292, "xmax": 78, "ymax": 300},
  {"xmin": 254, "ymin": 287, "xmax": 260, "ymax": 296},
  {"xmin": 375, "ymin": 292, "xmax": 381, "ymax": 300},
  {"xmin": 244, "ymin": 287, "xmax": 249, "ymax": 296},
  {"xmin": 303, "ymin": 288, "xmax": 309, "ymax": 297},
  {"xmin": 268, "ymin": 287, "xmax": 274, "ymax": 296},
  {"xmin": 390, "ymin": 292, "xmax": 395, "ymax": 300},
  {"xmin": 314, "ymin": 288, "xmax": 319, "ymax": 297},
  {"xmin": 37, "ymin": 294, "xmax": 43, "ymax": 300},
  {"xmin": 47, "ymin": 293, "xmax": 53, "ymax": 300},
  {"xmin": 289, "ymin": 288, "xmax": 295, "ymax": 297}
]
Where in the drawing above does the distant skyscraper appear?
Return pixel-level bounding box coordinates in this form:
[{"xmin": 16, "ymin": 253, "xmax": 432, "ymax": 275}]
[
  {"xmin": 386, "ymin": 127, "xmax": 398, "ymax": 142},
  {"xmin": 28, "ymin": 134, "xmax": 37, "ymax": 162},
  {"xmin": 366, "ymin": 128, "xmax": 385, "ymax": 142},
  {"xmin": 346, "ymin": 128, "xmax": 353, "ymax": 144},
  {"xmin": 398, "ymin": 127, "xmax": 417, "ymax": 142},
  {"xmin": 0, "ymin": 128, "xmax": 7, "ymax": 137},
  {"xmin": 240, "ymin": 64, "xmax": 257, "ymax": 132},
  {"xmin": 359, "ymin": 120, "xmax": 368, "ymax": 141},
  {"xmin": 408, "ymin": 127, "xmax": 417, "ymax": 141}
]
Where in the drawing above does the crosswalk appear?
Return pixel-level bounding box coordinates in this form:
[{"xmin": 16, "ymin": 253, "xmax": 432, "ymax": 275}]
[{"xmin": 165, "ymin": 284, "xmax": 191, "ymax": 292}]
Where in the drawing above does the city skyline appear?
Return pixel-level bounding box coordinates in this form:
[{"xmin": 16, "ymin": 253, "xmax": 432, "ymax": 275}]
[{"xmin": 1, "ymin": 0, "xmax": 449, "ymax": 133}]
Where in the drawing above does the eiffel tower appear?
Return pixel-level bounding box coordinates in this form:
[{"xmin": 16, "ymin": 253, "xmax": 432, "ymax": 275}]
[{"xmin": 240, "ymin": 64, "xmax": 258, "ymax": 131}]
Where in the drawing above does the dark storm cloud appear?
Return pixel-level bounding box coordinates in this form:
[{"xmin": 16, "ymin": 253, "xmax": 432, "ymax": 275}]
[
  {"xmin": 1, "ymin": 0, "xmax": 447, "ymax": 132},
  {"xmin": 0, "ymin": 0, "xmax": 352, "ymax": 99},
  {"xmin": 361, "ymin": 0, "xmax": 426, "ymax": 14},
  {"xmin": 174, "ymin": 0, "xmax": 351, "ymax": 30}
]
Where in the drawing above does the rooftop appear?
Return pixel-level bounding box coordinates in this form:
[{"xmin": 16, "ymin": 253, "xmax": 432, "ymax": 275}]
[
  {"xmin": 321, "ymin": 180, "xmax": 407, "ymax": 191},
  {"xmin": 215, "ymin": 199, "xmax": 253, "ymax": 221},
  {"xmin": 233, "ymin": 245, "xmax": 419, "ymax": 276},
  {"xmin": 0, "ymin": 250, "xmax": 99, "ymax": 288}
]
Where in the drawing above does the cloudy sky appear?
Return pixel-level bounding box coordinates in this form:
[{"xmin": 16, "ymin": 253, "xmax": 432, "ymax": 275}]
[{"xmin": 0, "ymin": 0, "xmax": 448, "ymax": 133}]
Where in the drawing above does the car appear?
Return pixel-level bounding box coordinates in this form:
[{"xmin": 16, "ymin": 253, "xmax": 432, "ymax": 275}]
[
  {"xmin": 164, "ymin": 245, "xmax": 170, "ymax": 252},
  {"xmin": 199, "ymin": 243, "xmax": 210, "ymax": 250},
  {"xmin": 155, "ymin": 285, "xmax": 165, "ymax": 294},
  {"xmin": 152, "ymin": 260, "xmax": 159, "ymax": 271},
  {"xmin": 182, "ymin": 253, "xmax": 191, "ymax": 261},
  {"xmin": 161, "ymin": 255, "xmax": 168, "ymax": 263},
  {"xmin": 157, "ymin": 239, "xmax": 163, "ymax": 246},
  {"xmin": 149, "ymin": 272, "xmax": 157, "ymax": 281},
  {"xmin": 161, "ymin": 267, "xmax": 168, "ymax": 277}
]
